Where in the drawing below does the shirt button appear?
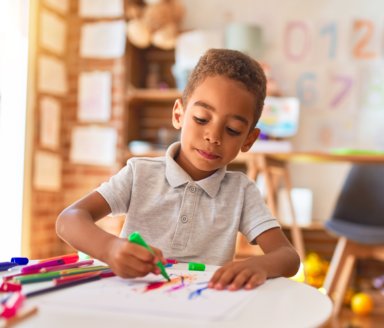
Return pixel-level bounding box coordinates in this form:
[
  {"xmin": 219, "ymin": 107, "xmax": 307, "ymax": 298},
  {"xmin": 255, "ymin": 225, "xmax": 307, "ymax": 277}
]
[
  {"xmin": 189, "ymin": 186, "xmax": 196, "ymax": 193},
  {"xmin": 181, "ymin": 215, "xmax": 188, "ymax": 223}
]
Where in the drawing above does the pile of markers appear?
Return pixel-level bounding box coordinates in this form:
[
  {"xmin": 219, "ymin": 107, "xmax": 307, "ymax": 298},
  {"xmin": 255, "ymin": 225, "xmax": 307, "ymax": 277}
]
[{"xmin": 0, "ymin": 253, "xmax": 114, "ymax": 325}]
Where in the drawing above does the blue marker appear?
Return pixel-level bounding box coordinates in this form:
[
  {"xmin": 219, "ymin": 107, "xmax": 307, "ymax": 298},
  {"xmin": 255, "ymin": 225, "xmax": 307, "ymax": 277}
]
[
  {"xmin": 11, "ymin": 257, "xmax": 29, "ymax": 265},
  {"xmin": 0, "ymin": 262, "xmax": 18, "ymax": 271}
]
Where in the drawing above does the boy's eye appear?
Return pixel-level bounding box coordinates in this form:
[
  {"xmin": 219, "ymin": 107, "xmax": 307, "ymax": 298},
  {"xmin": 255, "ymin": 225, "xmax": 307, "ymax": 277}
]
[
  {"xmin": 226, "ymin": 127, "xmax": 241, "ymax": 136},
  {"xmin": 193, "ymin": 116, "xmax": 208, "ymax": 124}
]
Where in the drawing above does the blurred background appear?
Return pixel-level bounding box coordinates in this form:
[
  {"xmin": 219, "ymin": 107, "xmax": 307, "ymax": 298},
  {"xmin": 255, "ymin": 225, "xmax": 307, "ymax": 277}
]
[{"xmin": 1, "ymin": 3, "xmax": 384, "ymax": 321}]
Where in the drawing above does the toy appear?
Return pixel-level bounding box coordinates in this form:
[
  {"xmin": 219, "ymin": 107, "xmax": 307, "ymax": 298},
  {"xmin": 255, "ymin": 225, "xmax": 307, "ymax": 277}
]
[{"xmin": 126, "ymin": 0, "xmax": 184, "ymax": 50}]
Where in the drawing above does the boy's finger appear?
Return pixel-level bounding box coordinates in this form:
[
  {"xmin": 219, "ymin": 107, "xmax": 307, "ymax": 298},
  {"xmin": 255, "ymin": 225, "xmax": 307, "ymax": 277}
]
[
  {"xmin": 127, "ymin": 243, "xmax": 155, "ymax": 262},
  {"xmin": 228, "ymin": 270, "xmax": 251, "ymax": 291},
  {"xmin": 150, "ymin": 246, "xmax": 165, "ymax": 262},
  {"xmin": 244, "ymin": 274, "xmax": 266, "ymax": 290},
  {"xmin": 122, "ymin": 254, "xmax": 156, "ymax": 275},
  {"xmin": 208, "ymin": 267, "xmax": 226, "ymax": 287},
  {"xmin": 212, "ymin": 268, "xmax": 237, "ymax": 290}
]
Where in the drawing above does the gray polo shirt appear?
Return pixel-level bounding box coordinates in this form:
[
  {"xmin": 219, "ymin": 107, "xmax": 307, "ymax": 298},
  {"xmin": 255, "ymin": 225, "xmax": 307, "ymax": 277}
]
[{"xmin": 96, "ymin": 142, "xmax": 280, "ymax": 266}]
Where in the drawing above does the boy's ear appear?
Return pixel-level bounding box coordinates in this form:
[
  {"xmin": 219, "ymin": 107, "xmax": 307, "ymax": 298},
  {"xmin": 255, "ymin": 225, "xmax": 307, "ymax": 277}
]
[
  {"xmin": 241, "ymin": 128, "xmax": 260, "ymax": 152},
  {"xmin": 172, "ymin": 98, "xmax": 184, "ymax": 129}
]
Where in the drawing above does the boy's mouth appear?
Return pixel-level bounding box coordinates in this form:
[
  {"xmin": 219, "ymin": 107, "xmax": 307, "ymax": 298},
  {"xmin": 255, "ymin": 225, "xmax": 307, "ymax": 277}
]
[{"xmin": 197, "ymin": 149, "xmax": 221, "ymax": 160}]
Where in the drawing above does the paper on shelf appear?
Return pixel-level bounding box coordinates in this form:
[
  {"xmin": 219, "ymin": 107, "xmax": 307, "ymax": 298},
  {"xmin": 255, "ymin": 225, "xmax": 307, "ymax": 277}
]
[
  {"xmin": 33, "ymin": 151, "xmax": 62, "ymax": 191},
  {"xmin": 40, "ymin": 97, "xmax": 61, "ymax": 150},
  {"xmin": 78, "ymin": 71, "xmax": 112, "ymax": 122},
  {"xmin": 70, "ymin": 126, "xmax": 117, "ymax": 166},
  {"xmin": 40, "ymin": 9, "xmax": 66, "ymax": 55},
  {"xmin": 80, "ymin": 20, "xmax": 126, "ymax": 58},
  {"xmin": 79, "ymin": 0, "xmax": 124, "ymax": 18},
  {"xmin": 38, "ymin": 55, "xmax": 67, "ymax": 95}
]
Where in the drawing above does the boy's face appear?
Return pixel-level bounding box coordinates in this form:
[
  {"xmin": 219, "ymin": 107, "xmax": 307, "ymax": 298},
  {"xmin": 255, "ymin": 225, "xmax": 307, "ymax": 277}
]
[{"xmin": 172, "ymin": 75, "xmax": 260, "ymax": 181}]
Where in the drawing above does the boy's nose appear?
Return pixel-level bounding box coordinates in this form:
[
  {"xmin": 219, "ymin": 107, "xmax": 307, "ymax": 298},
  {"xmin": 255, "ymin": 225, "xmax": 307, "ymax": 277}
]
[{"xmin": 204, "ymin": 129, "xmax": 221, "ymax": 145}]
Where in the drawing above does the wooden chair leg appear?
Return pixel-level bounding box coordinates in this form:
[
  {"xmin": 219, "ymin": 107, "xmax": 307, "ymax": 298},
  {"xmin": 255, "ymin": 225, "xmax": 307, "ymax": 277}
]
[
  {"xmin": 323, "ymin": 237, "xmax": 356, "ymax": 317},
  {"xmin": 333, "ymin": 252, "xmax": 355, "ymax": 316},
  {"xmin": 323, "ymin": 237, "xmax": 349, "ymax": 294},
  {"xmin": 282, "ymin": 167, "xmax": 305, "ymax": 261},
  {"xmin": 264, "ymin": 168, "xmax": 278, "ymax": 217}
]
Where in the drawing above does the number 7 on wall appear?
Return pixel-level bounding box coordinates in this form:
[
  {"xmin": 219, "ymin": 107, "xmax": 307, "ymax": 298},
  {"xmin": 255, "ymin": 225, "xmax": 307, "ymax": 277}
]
[{"xmin": 329, "ymin": 75, "xmax": 354, "ymax": 109}]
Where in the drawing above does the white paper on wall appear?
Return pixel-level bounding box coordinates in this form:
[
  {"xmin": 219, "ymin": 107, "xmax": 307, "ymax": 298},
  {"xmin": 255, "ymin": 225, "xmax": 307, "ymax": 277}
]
[
  {"xmin": 43, "ymin": 0, "xmax": 69, "ymax": 14},
  {"xmin": 40, "ymin": 9, "xmax": 66, "ymax": 55},
  {"xmin": 79, "ymin": 0, "xmax": 124, "ymax": 18},
  {"xmin": 80, "ymin": 20, "xmax": 126, "ymax": 58},
  {"xmin": 78, "ymin": 71, "xmax": 112, "ymax": 122},
  {"xmin": 33, "ymin": 151, "xmax": 62, "ymax": 191},
  {"xmin": 38, "ymin": 55, "xmax": 67, "ymax": 95},
  {"xmin": 40, "ymin": 97, "xmax": 61, "ymax": 150},
  {"xmin": 70, "ymin": 126, "xmax": 117, "ymax": 166}
]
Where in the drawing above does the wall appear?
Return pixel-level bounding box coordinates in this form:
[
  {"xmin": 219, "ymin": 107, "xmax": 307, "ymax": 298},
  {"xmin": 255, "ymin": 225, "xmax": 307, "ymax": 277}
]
[
  {"xmin": 179, "ymin": 0, "xmax": 384, "ymax": 220},
  {"xmin": 25, "ymin": 0, "xmax": 126, "ymax": 258}
]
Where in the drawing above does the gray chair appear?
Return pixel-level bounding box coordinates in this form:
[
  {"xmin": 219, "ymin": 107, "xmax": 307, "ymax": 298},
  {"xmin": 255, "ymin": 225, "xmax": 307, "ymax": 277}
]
[{"xmin": 323, "ymin": 164, "xmax": 384, "ymax": 316}]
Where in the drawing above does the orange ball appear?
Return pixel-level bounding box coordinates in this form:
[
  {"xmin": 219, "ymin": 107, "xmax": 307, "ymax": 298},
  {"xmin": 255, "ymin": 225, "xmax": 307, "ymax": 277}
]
[{"xmin": 350, "ymin": 292, "xmax": 373, "ymax": 315}]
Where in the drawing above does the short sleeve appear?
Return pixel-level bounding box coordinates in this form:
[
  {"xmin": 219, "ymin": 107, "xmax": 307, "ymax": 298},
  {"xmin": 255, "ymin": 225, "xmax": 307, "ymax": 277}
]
[
  {"xmin": 239, "ymin": 181, "xmax": 280, "ymax": 244},
  {"xmin": 95, "ymin": 160, "xmax": 134, "ymax": 216}
]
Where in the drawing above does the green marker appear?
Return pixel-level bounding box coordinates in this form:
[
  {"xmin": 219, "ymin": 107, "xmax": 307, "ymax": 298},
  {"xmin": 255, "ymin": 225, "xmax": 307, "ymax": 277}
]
[{"xmin": 128, "ymin": 231, "xmax": 171, "ymax": 281}]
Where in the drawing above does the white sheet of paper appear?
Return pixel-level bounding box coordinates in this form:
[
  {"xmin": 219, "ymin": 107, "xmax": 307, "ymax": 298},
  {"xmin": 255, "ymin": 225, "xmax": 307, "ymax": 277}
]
[
  {"xmin": 40, "ymin": 9, "xmax": 66, "ymax": 54},
  {"xmin": 78, "ymin": 71, "xmax": 111, "ymax": 122},
  {"xmin": 33, "ymin": 151, "xmax": 62, "ymax": 191},
  {"xmin": 70, "ymin": 126, "xmax": 117, "ymax": 166},
  {"xmin": 43, "ymin": 0, "xmax": 69, "ymax": 13},
  {"xmin": 40, "ymin": 97, "xmax": 60, "ymax": 150},
  {"xmin": 79, "ymin": 0, "xmax": 124, "ymax": 18},
  {"xmin": 80, "ymin": 20, "xmax": 126, "ymax": 58},
  {"xmin": 38, "ymin": 55, "xmax": 67, "ymax": 95},
  {"xmin": 38, "ymin": 269, "xmax": 256, "ymax": 321}
]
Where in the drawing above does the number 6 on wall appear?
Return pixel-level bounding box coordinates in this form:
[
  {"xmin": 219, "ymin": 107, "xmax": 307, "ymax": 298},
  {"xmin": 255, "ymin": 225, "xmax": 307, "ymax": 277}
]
[{"xmin": 296, "ymin": 72, "xmax": 317, "ymax": 107}]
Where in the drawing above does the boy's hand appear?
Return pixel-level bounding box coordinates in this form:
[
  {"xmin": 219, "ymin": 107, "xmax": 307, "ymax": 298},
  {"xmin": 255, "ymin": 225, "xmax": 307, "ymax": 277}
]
[
  {"xmin": 208, "ymin": 258, "xmax": 267, "ymax": 291},
  {"xmin": 106, "ymin": 237, "xmax": 166, "ymax": 278}
]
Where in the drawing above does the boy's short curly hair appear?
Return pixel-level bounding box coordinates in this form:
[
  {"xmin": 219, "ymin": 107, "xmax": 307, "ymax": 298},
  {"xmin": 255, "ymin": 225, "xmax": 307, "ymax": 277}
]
[{"xmin": 182, "ymin": 48, "xmax": 267, "ymax": 126}]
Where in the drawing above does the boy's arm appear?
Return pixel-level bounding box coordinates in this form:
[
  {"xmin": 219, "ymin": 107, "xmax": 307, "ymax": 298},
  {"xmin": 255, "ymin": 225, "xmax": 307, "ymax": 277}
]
[
  {"xmin": 56, "ymin": 191, "xmax": 115, "ymax": 262},
  {"xmin": 209, "ymin": 228, "xmax": 300, "ymax": 291},
  {"xmin": 56, "ymin": 191, "xmax": 164, "ymax": 278}
]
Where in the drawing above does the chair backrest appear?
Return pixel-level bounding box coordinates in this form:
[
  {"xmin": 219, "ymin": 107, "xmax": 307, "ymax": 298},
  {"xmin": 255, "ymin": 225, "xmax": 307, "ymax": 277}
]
[{"xmin": 331, "ymin": 164, "xmax": 384, "ymax": 227}]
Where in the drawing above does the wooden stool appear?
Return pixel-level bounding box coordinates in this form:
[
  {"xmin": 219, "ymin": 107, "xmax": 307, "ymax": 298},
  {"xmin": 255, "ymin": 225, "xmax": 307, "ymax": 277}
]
[
  {"xmin": 323, "ymin": 237, "xmax": 384, "ymax": 316},
  {"xmin": 235, "ymin": 153, "xmax": 306, "ymax": 261}
]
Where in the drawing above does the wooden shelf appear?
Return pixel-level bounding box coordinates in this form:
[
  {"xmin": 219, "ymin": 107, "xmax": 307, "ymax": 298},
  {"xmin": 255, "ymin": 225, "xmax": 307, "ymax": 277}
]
[{"xmin": 126, "ymin": 88, "xmax": 181, "ymax": 102}]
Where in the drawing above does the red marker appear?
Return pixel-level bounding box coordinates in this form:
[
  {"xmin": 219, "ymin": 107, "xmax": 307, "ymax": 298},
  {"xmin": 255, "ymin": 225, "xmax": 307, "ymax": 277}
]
[
  {"xmin": 0, "ymin": 292, "xmax": 25, "ymax": 319},
  {"xmin": 38, "ymin": 253, "xmax": 79, "ymax": 264}
]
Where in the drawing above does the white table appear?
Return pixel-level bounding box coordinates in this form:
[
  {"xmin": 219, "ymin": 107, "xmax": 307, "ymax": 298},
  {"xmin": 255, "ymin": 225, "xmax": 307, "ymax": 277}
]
[{"xmin": 13, "ymin": 265, "xmax": 332, "ymax": 328}]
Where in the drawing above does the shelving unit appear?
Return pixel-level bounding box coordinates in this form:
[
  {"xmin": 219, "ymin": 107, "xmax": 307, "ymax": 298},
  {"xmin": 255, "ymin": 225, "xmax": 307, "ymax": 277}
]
[{"xmin": 124, "ymin": 43, "xmax": 181, "ymax": 163}]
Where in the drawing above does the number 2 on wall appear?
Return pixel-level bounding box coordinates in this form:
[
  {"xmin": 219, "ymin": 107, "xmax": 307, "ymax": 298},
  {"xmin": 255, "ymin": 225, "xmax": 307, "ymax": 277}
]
[{"xmin": 353, "ymin": 19, "xmax": 377, "ymax": 59}]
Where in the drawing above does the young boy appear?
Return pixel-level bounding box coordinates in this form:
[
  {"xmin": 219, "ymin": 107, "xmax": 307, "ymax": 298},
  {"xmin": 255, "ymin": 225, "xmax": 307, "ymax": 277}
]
[{"xmin": 56, "ymin": 49, "xmax": 300, "ymax": 291}]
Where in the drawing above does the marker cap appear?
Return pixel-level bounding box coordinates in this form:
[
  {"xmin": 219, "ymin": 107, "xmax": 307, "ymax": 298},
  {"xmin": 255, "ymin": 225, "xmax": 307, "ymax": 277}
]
[
  {"xmin": 11, "ymin": 257, "xmax": 29, "ymax": 265},
  {"xmin": 188, "ymin": 262, "xmax": 206, "ymax": 271}
]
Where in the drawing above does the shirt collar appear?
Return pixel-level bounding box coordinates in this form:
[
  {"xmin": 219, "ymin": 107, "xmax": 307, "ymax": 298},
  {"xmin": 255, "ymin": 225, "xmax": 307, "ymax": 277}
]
[{"xmin": 165, "ymin": 142, "xmax": 226, "ymax": 198}]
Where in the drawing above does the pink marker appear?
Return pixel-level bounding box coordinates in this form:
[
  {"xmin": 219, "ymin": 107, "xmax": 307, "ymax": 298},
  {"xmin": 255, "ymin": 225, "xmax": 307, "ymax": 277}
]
[
  {"xmin": 21, "ymin": 259, "xmax": 65, "ymax": 274},
  {"xmin": 40, "ymin": 259, "xmax": 94, "ymax": 273}
]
